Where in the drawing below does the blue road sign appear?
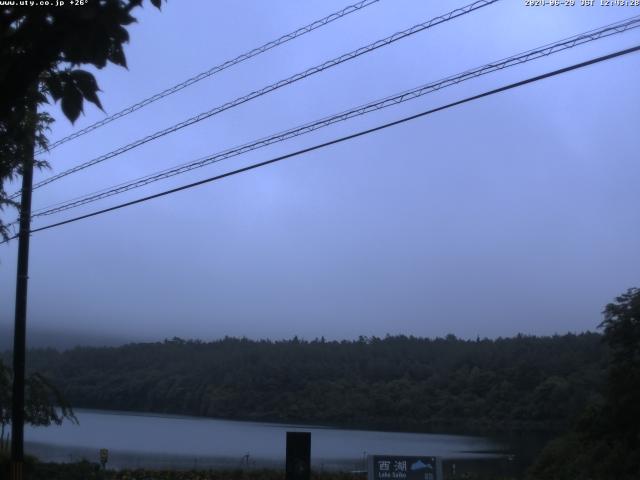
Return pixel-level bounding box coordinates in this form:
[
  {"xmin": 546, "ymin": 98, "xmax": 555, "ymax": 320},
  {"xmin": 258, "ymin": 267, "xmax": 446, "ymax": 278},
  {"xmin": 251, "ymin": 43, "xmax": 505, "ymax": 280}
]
[{"xmin": 368, "ymin": 455, "xmax": 441, "ymax": 480}]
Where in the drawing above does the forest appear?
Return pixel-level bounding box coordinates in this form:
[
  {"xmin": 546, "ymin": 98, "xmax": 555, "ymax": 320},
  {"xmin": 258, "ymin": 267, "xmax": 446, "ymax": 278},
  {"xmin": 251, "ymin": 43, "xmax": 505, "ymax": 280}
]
[
  {"xmin": 10, "ymin": 332, "xmax": 607, "ymax": 435},
  {"xmin": 2, "ymin": 287, "xmax": 639, "ymax": 479}
]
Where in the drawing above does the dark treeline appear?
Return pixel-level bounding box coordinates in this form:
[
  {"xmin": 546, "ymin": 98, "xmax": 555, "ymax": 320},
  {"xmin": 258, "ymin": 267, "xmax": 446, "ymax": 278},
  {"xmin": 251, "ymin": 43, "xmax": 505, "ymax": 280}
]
[{"xmin": 16, "ymin": 333, "xmax": 606, "ymax": 434}]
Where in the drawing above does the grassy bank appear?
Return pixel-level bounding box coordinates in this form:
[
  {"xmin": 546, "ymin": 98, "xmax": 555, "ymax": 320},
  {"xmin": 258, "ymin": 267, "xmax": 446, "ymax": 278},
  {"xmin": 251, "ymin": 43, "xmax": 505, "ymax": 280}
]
[{"xmin": 0, "ymin": 457, "xmax": 519, "ymax": 480}]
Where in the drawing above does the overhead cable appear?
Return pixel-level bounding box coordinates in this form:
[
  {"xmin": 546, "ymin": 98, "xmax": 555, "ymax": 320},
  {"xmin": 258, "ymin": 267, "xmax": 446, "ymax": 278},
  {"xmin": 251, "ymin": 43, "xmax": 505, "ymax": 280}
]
[
  {"xmin": 15, "ymin": 0, "xmax": 499, "ymax": 199},
  {"xmin": 6, "ymin": 43, "xmax": 636, "ymax": 241},
  {"xmin": 29, "ymin": 15, "xmax": 640, "ymax": 218},
  {"xmin": 37, "ymin": 0, "xmax": 382, "ymax": 154}
]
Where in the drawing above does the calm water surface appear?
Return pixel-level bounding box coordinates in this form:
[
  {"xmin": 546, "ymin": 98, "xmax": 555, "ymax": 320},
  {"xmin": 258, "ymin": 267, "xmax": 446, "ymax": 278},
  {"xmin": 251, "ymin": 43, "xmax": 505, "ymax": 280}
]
[{"xmin": 25, "ymin": 409, "xmax": 502, "ymax": 470}]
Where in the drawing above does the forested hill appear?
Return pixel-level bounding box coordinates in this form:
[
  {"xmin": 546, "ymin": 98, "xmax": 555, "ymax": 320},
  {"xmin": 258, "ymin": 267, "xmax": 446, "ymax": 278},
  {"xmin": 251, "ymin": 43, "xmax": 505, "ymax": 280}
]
[{"xmin": 21, "ymin": 333, "xmax": 606, "ymax": 434}]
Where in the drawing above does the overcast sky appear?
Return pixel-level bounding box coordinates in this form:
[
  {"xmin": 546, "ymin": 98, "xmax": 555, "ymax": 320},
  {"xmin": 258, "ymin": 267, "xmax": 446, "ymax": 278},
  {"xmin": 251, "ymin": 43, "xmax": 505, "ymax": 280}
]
[{"xmin": 1, "ymin": 0, "xmax": 639, "ymax": 344}]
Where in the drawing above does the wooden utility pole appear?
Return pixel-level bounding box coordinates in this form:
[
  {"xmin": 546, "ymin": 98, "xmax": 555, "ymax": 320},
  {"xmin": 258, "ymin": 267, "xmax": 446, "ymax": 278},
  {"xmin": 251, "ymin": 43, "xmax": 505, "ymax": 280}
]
[{"xmin": 10, "ymin": 94, "xmax": 36, "ymax": 480}]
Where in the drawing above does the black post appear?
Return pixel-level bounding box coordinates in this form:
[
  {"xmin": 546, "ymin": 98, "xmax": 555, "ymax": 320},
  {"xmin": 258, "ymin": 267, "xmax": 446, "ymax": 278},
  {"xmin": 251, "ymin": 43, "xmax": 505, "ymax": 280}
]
[
  {"xmin": 286, "ymin": 432, "xmax": 311, "ymax": 480},
  {"xmin": 10, "ymin": 99, "xmax": 36, "ymax": 480}
]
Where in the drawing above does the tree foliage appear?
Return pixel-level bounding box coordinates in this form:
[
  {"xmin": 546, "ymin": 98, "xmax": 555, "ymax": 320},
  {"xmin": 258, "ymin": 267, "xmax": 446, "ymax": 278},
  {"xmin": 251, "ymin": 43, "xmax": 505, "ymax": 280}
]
[
  {"xmin": 599, "ymin": 287, "xmax": 640, "ymax": 446},
  {"xmin": 528, "ymin": 287, "xmax": 640, "ymax": 480},
  {"xmin": 0, "ymin": 0, "xmax": 163, "ymax": 240},
  {"xmin": 16, "ymin": 333, "xmax": 607, "ymax": 435},
  {"xmin": 0, "ymin": 359, "xmax": 76, "ymax": 450}
]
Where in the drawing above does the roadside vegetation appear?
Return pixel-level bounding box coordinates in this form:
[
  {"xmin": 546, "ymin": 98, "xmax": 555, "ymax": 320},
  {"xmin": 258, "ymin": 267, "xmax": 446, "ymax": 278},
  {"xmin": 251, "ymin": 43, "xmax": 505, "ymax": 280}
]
[
  {"xmin": 0, "ymin": 457, "xmax": 512, "ymax": 480},
  {"xmin": 526, "ymin": 288, "xmax": 640, "ymax": 480}
]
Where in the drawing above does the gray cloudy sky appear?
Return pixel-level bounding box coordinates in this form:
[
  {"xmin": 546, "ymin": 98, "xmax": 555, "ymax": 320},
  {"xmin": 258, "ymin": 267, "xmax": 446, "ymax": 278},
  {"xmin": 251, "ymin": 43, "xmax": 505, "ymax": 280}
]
[{"xmin": 1, "ymin": 0, "xmax": 639, "ymax": 343}]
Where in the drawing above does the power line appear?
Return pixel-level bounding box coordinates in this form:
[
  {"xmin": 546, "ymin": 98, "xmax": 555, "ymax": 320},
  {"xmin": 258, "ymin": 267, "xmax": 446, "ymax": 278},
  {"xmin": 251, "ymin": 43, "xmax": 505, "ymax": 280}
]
[
  {"xmin": 15, "ymin": 0, "xmax": 499, "ymax": 199},
  {"xmin": 36, "ymin": 0, "xmax": 382, "ymax": 154},
  {"xmin": 7, "ymin": 43, "xmax": 636, "ymax": 241},
  {"xmin": 29, "ymin": 15, "xmax": 640, "ymax": 219}
]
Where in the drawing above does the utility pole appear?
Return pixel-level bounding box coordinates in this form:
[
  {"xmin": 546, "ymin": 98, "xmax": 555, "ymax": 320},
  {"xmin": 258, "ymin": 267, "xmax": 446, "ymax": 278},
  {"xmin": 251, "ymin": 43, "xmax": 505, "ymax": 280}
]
[{"xmin": 10, "ymin": 93, "xmax": 36, "ymax": 480}]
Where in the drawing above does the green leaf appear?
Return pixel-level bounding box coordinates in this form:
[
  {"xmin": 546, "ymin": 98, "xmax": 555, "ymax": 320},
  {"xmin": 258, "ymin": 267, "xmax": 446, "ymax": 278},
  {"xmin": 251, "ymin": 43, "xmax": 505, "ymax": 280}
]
[
  {"xmin": 35, "ymin": 90, "xmax": 49, "ymax": 104},
  {"xmin": 111, "ymin": 24, "xmax": 130, "ymax": 44},
  {"xmin": 44, "ymin": 74, "xmax": 64, "ymax": 101},
  {"xmin": 60, "ymin": 82, "xmax": 83, "ymax": 123},
  {"xmin": 70, "ymin": 69, "xmax": 104, "ymax": 111},
  {"xmin": 108, "ymin": 42, "xmax": 127, "ymax": 68}
]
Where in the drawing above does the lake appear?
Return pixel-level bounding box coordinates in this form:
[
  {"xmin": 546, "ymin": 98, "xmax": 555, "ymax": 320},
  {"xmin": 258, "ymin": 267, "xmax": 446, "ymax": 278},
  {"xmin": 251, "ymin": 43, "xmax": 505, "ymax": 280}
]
[{"xmin": 24, "ymin": 409, "xmax": 504, "ymax": 470}]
